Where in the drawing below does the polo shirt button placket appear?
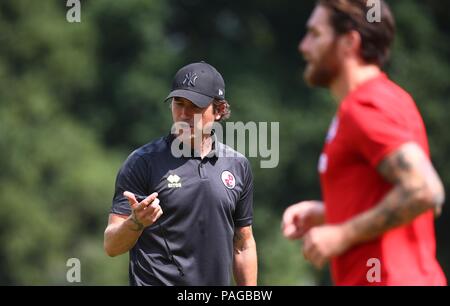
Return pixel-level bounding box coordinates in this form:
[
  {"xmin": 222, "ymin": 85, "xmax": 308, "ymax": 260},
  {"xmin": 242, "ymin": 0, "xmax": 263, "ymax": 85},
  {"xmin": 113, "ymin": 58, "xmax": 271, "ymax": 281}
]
[{"xmin": 198, "ymin": 161, "xmax": 207, "ymax": 179}]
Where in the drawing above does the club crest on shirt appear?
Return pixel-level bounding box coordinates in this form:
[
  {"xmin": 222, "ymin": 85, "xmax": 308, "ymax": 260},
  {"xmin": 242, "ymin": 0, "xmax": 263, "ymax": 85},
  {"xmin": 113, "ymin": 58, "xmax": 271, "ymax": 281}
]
[
  {"xmin": 167, "ymin": 174, "xmax": 182, "ymax": 188},
  {"xmin": 326, "ymin": 116, "xmax": 339, "ymax": 143},
  {"xmin": 221, "ymin": 171, "xmax": 236, "ymax": 189}
]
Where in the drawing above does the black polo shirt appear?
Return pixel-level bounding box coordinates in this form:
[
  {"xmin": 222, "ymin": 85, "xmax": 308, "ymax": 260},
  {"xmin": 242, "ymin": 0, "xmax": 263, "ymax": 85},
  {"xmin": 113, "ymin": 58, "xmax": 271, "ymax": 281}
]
[{"xmin": 111, "ymin": 134, "xmax": 254, "ymax": 286}]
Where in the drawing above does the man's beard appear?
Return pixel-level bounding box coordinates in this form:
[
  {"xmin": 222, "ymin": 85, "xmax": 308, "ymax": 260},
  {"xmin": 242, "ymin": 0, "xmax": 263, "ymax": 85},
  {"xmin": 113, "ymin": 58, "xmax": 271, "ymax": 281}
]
[{"xmin": 304, "ymin": 40, "xmax": 340, "ymax": 88}]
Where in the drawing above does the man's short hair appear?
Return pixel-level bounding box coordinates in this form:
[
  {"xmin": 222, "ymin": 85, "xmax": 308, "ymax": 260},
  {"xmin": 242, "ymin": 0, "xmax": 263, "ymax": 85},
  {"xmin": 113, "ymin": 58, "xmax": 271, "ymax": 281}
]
[
  {"xmin": 318, "ymin": 0, "xmax": 395, "ymax": 67},
  {"xmin": 213, "ymin": 99, "xmax": 231, "ymax": 121}
]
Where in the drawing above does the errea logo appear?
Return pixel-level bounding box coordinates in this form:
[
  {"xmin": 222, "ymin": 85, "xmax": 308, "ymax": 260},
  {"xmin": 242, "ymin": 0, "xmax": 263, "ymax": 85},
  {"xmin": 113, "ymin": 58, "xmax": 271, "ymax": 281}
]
[{"xmin": 167, "ymin": 174, "xmax": 182, "ymax": 188}]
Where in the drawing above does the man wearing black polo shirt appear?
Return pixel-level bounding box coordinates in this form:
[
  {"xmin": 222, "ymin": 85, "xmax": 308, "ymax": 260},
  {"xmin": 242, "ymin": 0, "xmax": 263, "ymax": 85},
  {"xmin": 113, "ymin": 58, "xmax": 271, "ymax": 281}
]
[{"xmin": 104, "ymin": 62, "xmax": 257, "ymax": 286}]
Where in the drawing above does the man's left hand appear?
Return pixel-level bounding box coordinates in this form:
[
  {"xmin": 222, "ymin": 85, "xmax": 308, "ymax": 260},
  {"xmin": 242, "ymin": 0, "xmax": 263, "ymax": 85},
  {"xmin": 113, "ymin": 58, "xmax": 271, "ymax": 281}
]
[{"xmin": 302, "ymin": 224, "xmax": 351, "ymax": 269}]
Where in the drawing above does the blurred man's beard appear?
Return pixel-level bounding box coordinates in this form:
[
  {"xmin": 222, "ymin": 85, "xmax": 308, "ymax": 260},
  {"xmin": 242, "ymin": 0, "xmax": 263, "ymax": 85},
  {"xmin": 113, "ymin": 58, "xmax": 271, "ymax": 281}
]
[{"xmin": 304, "ymin": 40, "xmax": 340, "ymax": 88}]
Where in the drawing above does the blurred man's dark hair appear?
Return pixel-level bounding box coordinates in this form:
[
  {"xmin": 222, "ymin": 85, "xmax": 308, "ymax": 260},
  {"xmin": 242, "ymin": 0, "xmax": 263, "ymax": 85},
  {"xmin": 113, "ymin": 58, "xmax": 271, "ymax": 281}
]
[{"xmin": 318, "ymin": 0, "xmax": 396, "ymax": 67}]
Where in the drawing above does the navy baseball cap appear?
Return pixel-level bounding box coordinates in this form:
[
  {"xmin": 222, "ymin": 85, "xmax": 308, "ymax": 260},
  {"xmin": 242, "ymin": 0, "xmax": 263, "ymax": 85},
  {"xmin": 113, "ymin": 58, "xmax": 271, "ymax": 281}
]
[{"xmin": 165, "ymin": 62, "xmax": 226, "ymax": 108}]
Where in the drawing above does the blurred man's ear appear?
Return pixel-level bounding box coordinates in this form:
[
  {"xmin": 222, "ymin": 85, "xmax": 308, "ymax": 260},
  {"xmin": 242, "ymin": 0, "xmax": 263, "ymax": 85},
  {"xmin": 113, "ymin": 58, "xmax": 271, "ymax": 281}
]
[{"xmin": 342, "ymin": 30, "xmax": 362, "ymax": 58}]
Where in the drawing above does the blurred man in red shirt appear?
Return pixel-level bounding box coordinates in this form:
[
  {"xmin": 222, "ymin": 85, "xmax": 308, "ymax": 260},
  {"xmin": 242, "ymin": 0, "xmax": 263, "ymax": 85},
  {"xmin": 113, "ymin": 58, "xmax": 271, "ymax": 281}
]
[{"xmin": 282, "ymin": 0, "xmax": 446, "ymax": 285}]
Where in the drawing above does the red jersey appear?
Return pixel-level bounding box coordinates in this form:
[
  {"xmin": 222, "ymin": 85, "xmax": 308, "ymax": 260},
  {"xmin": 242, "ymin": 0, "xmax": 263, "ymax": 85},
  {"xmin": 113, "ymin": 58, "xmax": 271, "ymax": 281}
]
[{"xmin": 319, "ymin": 73, "xmax": 446, "ymax": 285}]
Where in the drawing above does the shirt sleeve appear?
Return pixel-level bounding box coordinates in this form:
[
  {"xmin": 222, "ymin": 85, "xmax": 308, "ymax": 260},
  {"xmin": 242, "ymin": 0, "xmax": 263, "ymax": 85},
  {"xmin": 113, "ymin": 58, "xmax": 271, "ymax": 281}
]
[
  {"xmin": 344, "ymin": 99, "xmax": 415, "ymax": 168},
  {"xmin": 110, "ymin": 152, "xmax": 150, "ymax": 216},
  {"xmin": 234, "ymin": 159, "xmax": 254, "ymax": 228}
]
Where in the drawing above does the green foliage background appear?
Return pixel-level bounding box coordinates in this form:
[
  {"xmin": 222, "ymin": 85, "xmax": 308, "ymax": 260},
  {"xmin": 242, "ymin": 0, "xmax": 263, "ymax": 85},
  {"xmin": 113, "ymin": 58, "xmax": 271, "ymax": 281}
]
[{"xmin": 0, "ymin": 0, "xmax": 448, "ymax": 285}]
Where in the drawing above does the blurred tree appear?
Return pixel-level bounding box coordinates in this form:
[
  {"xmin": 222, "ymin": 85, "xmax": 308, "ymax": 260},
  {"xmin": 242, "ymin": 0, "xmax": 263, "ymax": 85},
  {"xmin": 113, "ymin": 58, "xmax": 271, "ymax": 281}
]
[{"xmin": 0, "ymin": 0, "xmax": 127, "ymax": 284}]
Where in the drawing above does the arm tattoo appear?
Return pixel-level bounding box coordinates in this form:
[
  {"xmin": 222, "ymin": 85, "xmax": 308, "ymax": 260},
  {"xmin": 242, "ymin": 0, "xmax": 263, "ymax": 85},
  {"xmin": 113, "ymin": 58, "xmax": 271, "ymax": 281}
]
[
  {"xmin": 347, "ymin": 143, "xmax": 444, "ymax": 244},
  {"xmin": 378, "ymin": 151, "xmax": 412, "ymax": 183},
  {"xmin": 396, "ymin": 153, "xmax": 412, "ymax": 172},
  {"xmin": 375, "ymin": 183, "xmax": 428, "ymax": 230}
]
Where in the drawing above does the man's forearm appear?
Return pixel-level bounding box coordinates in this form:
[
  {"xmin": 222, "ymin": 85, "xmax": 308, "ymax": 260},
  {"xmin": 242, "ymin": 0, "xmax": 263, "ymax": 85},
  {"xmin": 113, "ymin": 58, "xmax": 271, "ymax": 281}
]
[
  {"xmin": 233, "ymin": 238, "xmax": 257, "ymax": 286},
  {"xmin": 341, "ymin": 143, "xmax": 446, "ymax": 248},
  {"xmin": 104, "ymin": 216, "xmax": 144, "ymax": 257},
  {"xmin": 342, "ymin": 183, "xmax": 435, "ymax": 247}
]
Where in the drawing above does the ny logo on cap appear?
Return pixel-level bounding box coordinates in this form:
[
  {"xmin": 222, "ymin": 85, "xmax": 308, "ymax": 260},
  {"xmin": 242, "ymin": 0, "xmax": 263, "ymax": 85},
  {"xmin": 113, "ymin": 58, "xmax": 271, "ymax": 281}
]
[{"xmin": 183, "ymin": 72, "xmax": 198, "ymax": 87}]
